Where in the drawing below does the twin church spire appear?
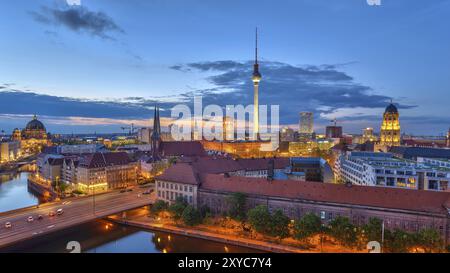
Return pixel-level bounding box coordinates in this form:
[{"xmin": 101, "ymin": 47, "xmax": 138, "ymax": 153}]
[{"xmin": 151, "ymin": 105, "xmax": 161, "ymax": 159}]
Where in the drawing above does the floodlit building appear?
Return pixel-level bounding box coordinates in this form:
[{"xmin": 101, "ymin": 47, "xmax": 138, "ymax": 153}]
[
  {"xmin": 380, "ymin": 103, "xmax": 401, "ymax": 146},
  {"xmin": 76, "ymin": 152, "xmax": 137, "ymax": 192},
  {"xmin": 11, "ymin": 115, "xmax": 51, "ymax": 153},
  {"xmin": 447, "ymin": 128, "xmax": 450, "ymax": 147},
  {"xmin": 361, "ymin": 127, "xmax": 377, "ymax": 143},
  {"xmin": 0, "ymin": 141, "xmax": 21, "ymax": 163}
]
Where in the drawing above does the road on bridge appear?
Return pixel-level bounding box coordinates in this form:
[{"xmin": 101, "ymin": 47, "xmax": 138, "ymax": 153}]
[{"xmin": 0, "ymin": 186, "xmax": 156, "ymax": 250}]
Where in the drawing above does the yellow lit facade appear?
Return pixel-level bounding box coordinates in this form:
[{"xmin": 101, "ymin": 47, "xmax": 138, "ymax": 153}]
[
  {"xmin": 12, "ymin": 115, "xmax": 51, "ymax": 154},
  {"xmin": 380, "ymin": 103, "xmax": 401, "ymax": 146}
]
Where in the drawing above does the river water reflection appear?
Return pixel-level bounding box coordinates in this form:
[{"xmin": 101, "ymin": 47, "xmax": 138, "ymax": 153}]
[
  {"xmin": 5, "ymin": 220, "xmax": 262, "ymax": 253},
  {"xmin": 0, "ymin": 173, "xmax": 261, "ymax": 253},
  {"xmin": 0, "ymin": 172, "xmax": 44, "ymax": 213}
]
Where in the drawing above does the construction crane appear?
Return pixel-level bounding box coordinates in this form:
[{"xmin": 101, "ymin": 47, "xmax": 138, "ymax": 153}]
[
  {"xmin": 120, "ymin": 123, "xmax": 142, "ymax": 135},
  {"xmin": 331, "ymin": 118, "xmax": 338, "ymax": 127}
]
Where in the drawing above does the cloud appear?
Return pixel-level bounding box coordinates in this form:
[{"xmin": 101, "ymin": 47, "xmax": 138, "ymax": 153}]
[
  {"xmin": 30, "ymin": 5, "xmax": 124, "ymax": 40},
  {"xmin": 4, "ymin": 59, "xmax": 444, "ymax": 135},
  {"xmin": 170, "ymin": 60, "xmax": 417, "ymax": 126},
  {"xmin": 0, "ymin": 90, "xmax": 151, "ymax": 119}
]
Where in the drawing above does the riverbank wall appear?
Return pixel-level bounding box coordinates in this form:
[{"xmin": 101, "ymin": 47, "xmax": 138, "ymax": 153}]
[
  {"xmin": 108, "ymin": 216, "xmax": 305, "ymax": 253},
  {"xmin": 27, "ymin": 178, "xmax": 58, "ymax": 200}
]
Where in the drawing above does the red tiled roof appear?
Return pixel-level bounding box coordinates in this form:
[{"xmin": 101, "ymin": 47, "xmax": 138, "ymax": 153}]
[
  {"xmin": 189, "ymin": 157, "xmax": 289, "ymax": 174},
  {"xmin": 200, "ymin": 174, "xmax": 450, "ymax": 215},
  {"xmin": 79, "ymin": 152, "xmax": 132, "ymax": 169},
  {"xmin": 156, "ymin": 163, "xmax": 200, "ymax": 185},
  {"xmin": 160, "ymin": 141, "xmax": 205, "ymax": 157},
  {"xmin": 192, "ymin": 158, "xmax": 242, "ymax": 174},
  {"xmin": 235, "ymin": 157, "xmax": 289, "ymax": 171}
]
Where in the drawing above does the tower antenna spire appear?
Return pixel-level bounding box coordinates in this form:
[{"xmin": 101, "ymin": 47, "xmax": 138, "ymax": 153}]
[{"xmin": 255, "ymin": 27, "xmax": 258, "ymax": 65}]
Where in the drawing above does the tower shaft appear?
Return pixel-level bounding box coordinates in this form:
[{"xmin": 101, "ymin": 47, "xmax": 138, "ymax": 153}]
[
  {"xmin": 252, "ymin": 28, "xmax": 261, "ymax": 140},
  {"xmin": 253, "ymin": 82, "xmax": 259, "ymax": 138}
]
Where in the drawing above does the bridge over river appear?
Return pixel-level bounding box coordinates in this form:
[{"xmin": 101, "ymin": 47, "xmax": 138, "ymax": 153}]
[{"xmin": 0, "ymin": 188, "xmax": 155, "ymax": 249}]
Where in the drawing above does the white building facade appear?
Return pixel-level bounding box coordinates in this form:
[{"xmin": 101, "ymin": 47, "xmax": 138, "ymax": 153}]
[{"xmin": 335, "ymin": 152, "xmax": 450, "ymax": 192}]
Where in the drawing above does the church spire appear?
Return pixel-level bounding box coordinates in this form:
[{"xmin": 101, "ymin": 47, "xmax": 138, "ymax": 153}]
[
  {"xmin": 152, "ymin": 105, "xmax": 161, "ymax": 139},
  {"xmin": 151, "ymin": 105, "xmax": 161, "ymax": 160}
]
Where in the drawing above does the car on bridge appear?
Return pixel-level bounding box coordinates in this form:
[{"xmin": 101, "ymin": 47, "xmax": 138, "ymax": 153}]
[
  {"xmin": 27, "ymin": 216, "xmax": 34, "ymax": 222},
  {"xmin": 4, "ymin": 222, "xmax": 12, "ymax": 229}
]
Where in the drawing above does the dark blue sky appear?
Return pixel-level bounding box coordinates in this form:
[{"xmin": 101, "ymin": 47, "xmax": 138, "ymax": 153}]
[{"xmin": 0, "ymin": 0, "xmax": 449, "ymax": 135}]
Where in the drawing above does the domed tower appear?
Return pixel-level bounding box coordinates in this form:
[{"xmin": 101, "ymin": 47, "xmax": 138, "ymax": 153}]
[
  {"xmin": 252, "ymin": 28, "xmax": 261, "ymax": 139},
  {"xmin": 22, "ymin": 115, "xmax": 47, "ymax": 140},
  {"xmin": 447, "ymin": 128, "xmax": 450, "ymax": 147},
  {"xmin": 380, "ymin": 102, "xmax": 401, "ymax": 146},
  {"xmin": 12, "ymin": 128, "xmax": 21, "ymax": 141}
]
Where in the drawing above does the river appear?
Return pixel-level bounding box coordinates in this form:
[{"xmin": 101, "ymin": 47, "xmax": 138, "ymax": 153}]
[
  {"xmin": 0, "ymin": 172, "xmax": 44, "ymax": 212},
  {"xmin": 0, "ymin": 172, "xmax": 260, "ymax": 253}
]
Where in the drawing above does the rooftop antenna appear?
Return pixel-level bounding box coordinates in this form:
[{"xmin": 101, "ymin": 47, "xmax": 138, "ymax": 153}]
[{"xmin": 255, "ymin": 27, "xmax": 258, "ymax": 65}]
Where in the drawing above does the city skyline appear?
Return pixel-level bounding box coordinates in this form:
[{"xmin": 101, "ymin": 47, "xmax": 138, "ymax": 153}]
[{"xmin": 1, "ymin": 1, "xmax": 450, "ymax": 135}]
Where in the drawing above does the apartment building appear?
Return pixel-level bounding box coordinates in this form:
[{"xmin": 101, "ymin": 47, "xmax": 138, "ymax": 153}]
[{"xmin": 335, "ymin": 152, "xmax": 450, "ymax": 191}]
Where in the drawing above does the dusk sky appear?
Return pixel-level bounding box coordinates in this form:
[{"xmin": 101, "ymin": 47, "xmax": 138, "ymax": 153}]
[{"xmin": 1, "ymin": 0, "xmax": 449, "ymax": 135}]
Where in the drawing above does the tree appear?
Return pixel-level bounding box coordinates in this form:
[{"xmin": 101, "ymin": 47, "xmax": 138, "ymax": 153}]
[
  {"xmin": 384, "ymin": 229, "xmax": 412, "ymax": 253},
  {"xmin": 362, "ymin": 217, "xmax": 383, "ymax": 243},
  {"xmin": 226, "ymin": 192, "xmax": 247, "ymax": 221},
  {"xmin": 416, "ymin": 228, "xmax": 443, "ymax": 253},
  {"xmin": 198, "ymin": 204, "xmax": 211, "ymax": 219},
  {"xmin": 247, "ymin": 206, "xmax": 290, "ymax": 239},
  {"xmin": 293, "ymin": 213, "xmax": 322, "ymax": 242},
  {"xmin": 58, "ymin": 181, "xmax": 68, "ymax": 193},
  {"xmin": 169, "ymin": 196, "xmax": 188, "ymax": 222},
  {"xmin": 151, "ymin": 200, "xmax": 168, "ymax": 215},
  {"xmin": 182, "ymin": 205, "xmax": 203, "ymax": 226},
  {"xmin": 327, "ymin": 216, "xmax": 358, "ymax": 247},
  {"xmin": 247, "ymin": 205, "xmax": 272, "ymax": 235},
  {"xmin": 269, "ymin": 210, "xmax": 290, "ymax": 239}
]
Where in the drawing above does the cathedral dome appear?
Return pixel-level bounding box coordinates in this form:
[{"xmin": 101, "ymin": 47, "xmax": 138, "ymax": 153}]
[
  {"xmin": 385, "ymin": 103, "xmax": 398, "ymax": 114},
  {"xmin": 25, "ymin": 115, "xmax": 46, "ymax": 131}
]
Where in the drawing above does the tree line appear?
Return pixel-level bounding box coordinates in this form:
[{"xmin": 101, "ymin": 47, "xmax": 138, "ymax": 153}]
[{"xmin": 151, "ymin": 192, "xmax": 447, "ymax": 253}]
